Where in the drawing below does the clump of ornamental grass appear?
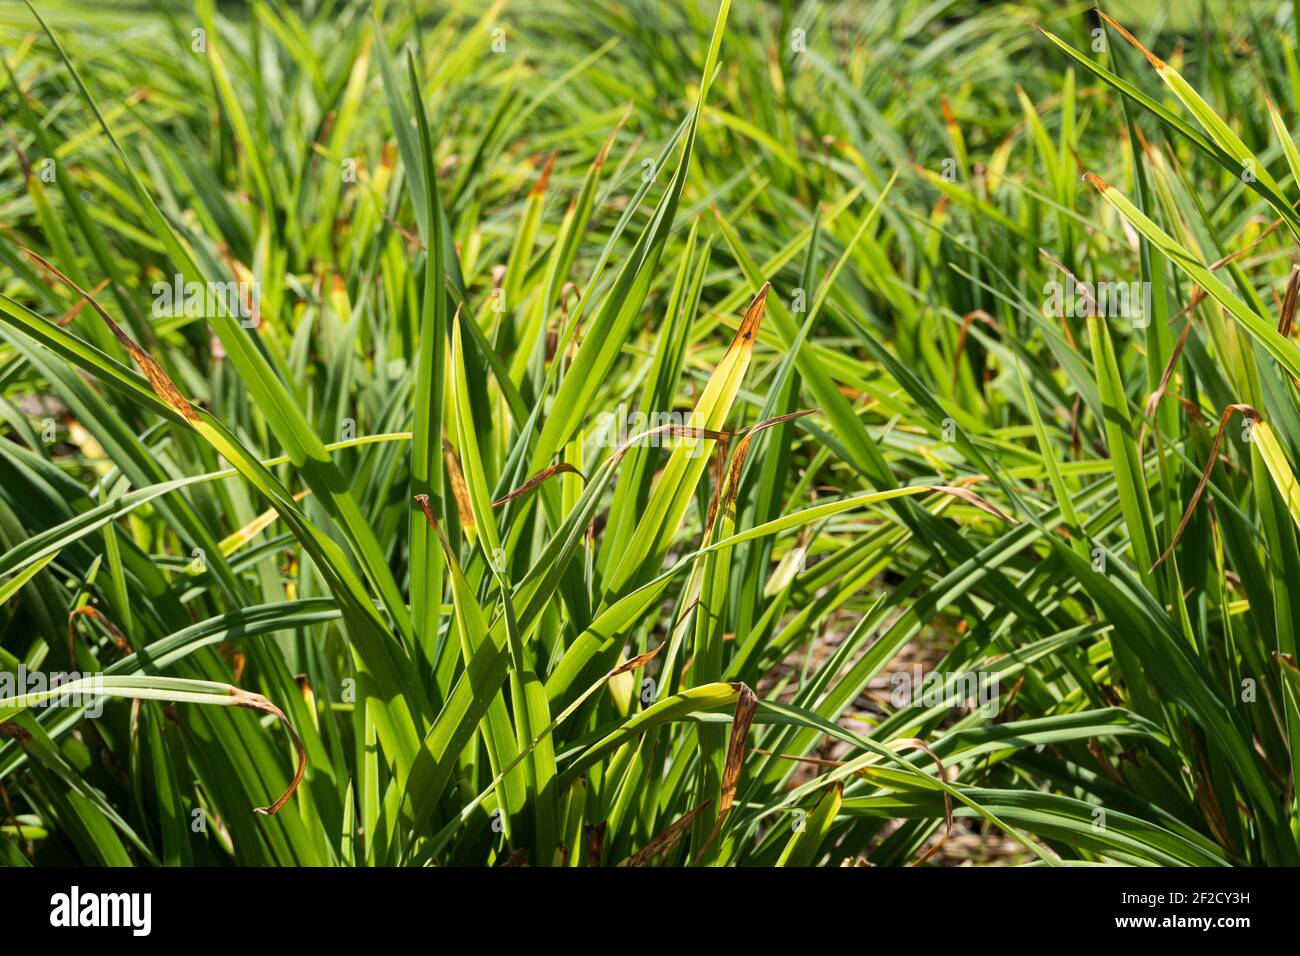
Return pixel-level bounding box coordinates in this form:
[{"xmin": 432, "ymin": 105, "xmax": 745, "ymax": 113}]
[{"xmin": 1, "ymin": 0, "xmax": 1299, "ymax": 866}]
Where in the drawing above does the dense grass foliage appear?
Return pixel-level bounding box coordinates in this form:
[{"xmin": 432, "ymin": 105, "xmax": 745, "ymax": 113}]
[{"xmin": 2, "ymin": 0, "xmax": 1300, "ymax": 867}]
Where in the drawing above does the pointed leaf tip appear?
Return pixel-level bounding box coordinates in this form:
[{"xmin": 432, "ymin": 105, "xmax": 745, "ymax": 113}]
[
  {"xmin": 531, "ymin": 150, "xmax": 558, "ymax": 196},
  {"xmin": 1097, "ymin": 10, "xmax": 1166, "ymax": 71},
  {"xmin": 735, "ymin": 282, "xmax": 769, "ymax": 346}
]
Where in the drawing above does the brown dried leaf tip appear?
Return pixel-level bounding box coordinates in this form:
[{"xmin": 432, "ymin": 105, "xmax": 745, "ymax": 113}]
[
  {"xmin": 441, "ymin": 431, "xmax": 476, "ymax": 531},
  {"xmin": 1151, "ymin": 404, "xmax": 1261, "ymax": 572},
  {"xmin": 619, "ymin": 799, "xmax": 712, "ymax": 867},
  {"xmin": 530, "ymin": 150, "xmax": 557, "ymax": 196},
  {"xmin": 23, "ymin": 248, "xmax": 200, "ymax": 424},
  {"xmin": 719, "ymin": 683, "xmax": 759, "ymax": 817},
  {"xmin": 611, "ymin": 642, "xmax": 664, "ymax": 677},
  {"xmin": 67, "ymin": 605, "xmax": 130, "ymax": 664},
  {"xmin": 719, "ymin": 409, "xmax": 817, "ymax": 520},
  {"xmin": 1279, "ymin": 267, "xmax": 1300, "ymax": 382},
  {"xmin": 691, "ymin": 683, "xmax": 760, "ymax": 864},
  {"xmin": 229, "ymin": 687, "xmax": 307, "ymax": 816},
  {"xmin": 1082, "ymin": 171, "xmax": 1109, "ymax": 192},
  {"xmin": 926, "ymin": 484, "xmax": 1015, "ymax": 523},
  {"xmin": 492, "ymin": 462, "xmax": 585, "ymax": 509},
  {"xmin": 889, "ymin": 737, "xmax": 952, "ymax": 866},
  {"xmin": 735, "ymin": 281, "xmax": 770, "ymax": 346},
  {"xmin": 1097, "ymin": 10, "xmax": 1168, "ymax": 72}
]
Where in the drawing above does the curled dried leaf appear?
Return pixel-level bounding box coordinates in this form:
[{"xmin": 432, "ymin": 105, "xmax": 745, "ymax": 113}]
[
  {"xmin": 67, "ymin": 605, "xmax": 130, "ymax": 664},
  {"xmin": 888, "ymin": 737, "xmax": 952, "ymax": 866},
  {"xmin": 952, "ymin": 310, "xmax": 1001, "ymax": 385},
  {"xmin": 492, "ymin": 462, "xmax": 585, "ymax": 508},
  {"xmin": 227, "ymin": 688, "xmax": 306, "ymax": 815}
]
